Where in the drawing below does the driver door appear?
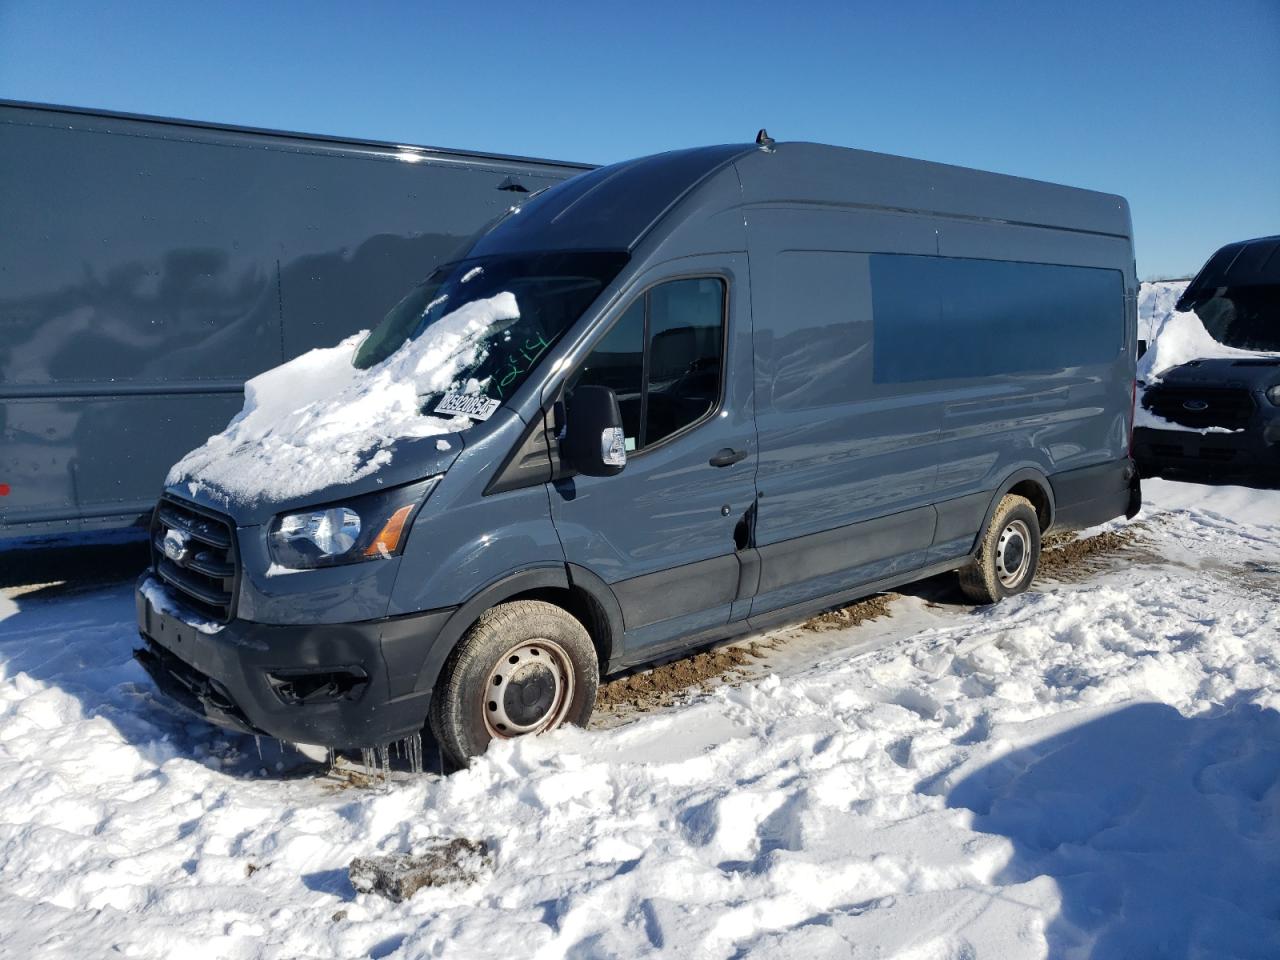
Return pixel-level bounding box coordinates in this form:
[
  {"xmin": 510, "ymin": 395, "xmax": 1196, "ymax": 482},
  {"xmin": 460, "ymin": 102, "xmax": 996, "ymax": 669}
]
[{"xmin": 547, "ymin": 257, "xmax": 757, "ymax": 657}]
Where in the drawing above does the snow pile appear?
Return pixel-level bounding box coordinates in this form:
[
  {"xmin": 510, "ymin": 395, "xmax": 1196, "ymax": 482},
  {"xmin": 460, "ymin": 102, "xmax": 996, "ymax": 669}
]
[
  {"xmin": 167, "ymin": 294, "xmax": 518, "ymax": 503},
  {"xmin": 1137, "ymin": 279, "xmax": 1268, "ymax": 382},
  {"xmin": 2, "ymin": 481, "xmax": 1280, "ymax": 957},
  {"xmin": 1137, "ymin": 279, "xmax": 1188, "ymax": 345}
]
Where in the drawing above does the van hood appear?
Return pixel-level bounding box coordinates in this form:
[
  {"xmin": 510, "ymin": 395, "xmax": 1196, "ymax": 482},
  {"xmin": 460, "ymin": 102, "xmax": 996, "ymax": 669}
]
[
  {"xmin": 166, "ymin": 431, "xmax": 465, "ymax": 526},
  {"xmin": 1155, "ymin": 356, "xmax": 1280, "ymax": 389}
]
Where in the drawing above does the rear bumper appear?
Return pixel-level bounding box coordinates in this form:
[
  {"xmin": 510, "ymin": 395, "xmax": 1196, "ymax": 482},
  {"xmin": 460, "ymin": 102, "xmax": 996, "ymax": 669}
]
[
  {"xmin": 135, "ymin": 575, "xmax": 453, "ymax": 750},
  {"xmin": 1133, "ymin": 425, "xmax": 1280, "ymax": 480}
]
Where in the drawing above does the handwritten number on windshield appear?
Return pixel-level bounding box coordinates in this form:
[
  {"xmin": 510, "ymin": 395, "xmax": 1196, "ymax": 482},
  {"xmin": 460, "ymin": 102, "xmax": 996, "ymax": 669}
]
[{"xmin": 494, "ymin": 333, "xmax": 552, "ymax": 397}]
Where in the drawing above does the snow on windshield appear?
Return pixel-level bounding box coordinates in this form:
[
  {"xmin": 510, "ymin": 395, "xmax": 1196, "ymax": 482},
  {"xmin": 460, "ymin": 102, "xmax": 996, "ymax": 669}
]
[
  {"xmin": 1138, "ymin": 280, "xmax": 1273, "ymax": 381},
  {"xmin": 167, "ymin": 293, "xmax": 519, "ymax": 503}
]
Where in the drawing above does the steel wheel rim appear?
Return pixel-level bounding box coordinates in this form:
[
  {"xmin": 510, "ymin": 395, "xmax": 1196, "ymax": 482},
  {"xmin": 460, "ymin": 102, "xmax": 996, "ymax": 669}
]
[
  {"xmin": 996, "ymin": 518, "xmax": 1032, "ymax": 588},
  {"xmin": 483, "ymin": 638, "xmax": 575, "ymax": 739}
]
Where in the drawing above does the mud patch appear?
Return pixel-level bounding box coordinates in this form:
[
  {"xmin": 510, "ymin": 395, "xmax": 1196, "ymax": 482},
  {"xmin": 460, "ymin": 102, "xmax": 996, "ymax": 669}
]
[
  {"xmin": 1195, "ymin": 557, "xmax": 1280, "ymax": 602},
  {"xmin": 799, "ymin": 593, "xmax": 895, "ymax": 632},
  {"xmin": 1039, "ymin": 522, "xmax": 1157, "ymax": 582},
  {"xmin": 595, "ymin": 643, "xmax": 764, "ymax": 714},
  {"xmin": 594, "ymin": 594, "xmax": 895, "ymax": 719}
]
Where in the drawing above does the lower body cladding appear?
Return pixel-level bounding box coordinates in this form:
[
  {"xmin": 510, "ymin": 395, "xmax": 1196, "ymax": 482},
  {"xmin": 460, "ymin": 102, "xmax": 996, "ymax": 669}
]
[
  {"xmin": 134, "ymin": 576, "xmax": 453, "ymax": 751},
  {"xmin": 1134, "ymin": 424, "xmax": 1280, "ymax": 481}
]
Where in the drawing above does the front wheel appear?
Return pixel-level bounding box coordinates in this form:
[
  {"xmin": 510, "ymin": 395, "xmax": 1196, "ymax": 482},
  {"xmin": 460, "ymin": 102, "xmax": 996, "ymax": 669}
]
[
  {"xmin": 429, "ymin": 600, "xmax": 599, "ymax": 768},
  {"xmin": 958, "ymin": 494, "xmax": 1041, "ymax": 604}
]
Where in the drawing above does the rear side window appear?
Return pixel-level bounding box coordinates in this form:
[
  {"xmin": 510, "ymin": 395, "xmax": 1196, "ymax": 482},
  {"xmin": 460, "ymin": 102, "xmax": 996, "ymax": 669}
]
[
  {"xmin": 871, "ymin": 255, "xmax": 1124, "ymax": 383},
  {"xmin": 570, "ymin": 277, "xmax": 725, "ymax": 450}
]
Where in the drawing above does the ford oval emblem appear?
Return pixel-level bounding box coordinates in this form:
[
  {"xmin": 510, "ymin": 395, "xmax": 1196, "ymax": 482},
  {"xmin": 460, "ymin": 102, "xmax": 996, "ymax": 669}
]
[
  {"xmin": 1183, "ymin": 399, "xmax": 1209, "ymax": 412},
  {"xmin": 162, "ymin": 528, "xmax": 190, "ymax": 564}
]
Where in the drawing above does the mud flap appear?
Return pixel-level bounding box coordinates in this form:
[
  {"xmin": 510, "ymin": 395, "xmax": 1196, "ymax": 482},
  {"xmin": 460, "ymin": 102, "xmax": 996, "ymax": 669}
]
[{"xmin": 1126, "ymin": 463, "xmax": 1142, "ymax": 520}]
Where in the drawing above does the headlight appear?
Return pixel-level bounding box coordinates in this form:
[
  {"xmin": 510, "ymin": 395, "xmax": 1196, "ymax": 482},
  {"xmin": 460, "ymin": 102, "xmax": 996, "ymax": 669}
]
[
  {"xmin": 1266, "ymin": 384, "xmax": 1280, "ymax": 406},
  {"xmin": 268, "ymin": 477, "xmax": 439, "ymax": 570}
]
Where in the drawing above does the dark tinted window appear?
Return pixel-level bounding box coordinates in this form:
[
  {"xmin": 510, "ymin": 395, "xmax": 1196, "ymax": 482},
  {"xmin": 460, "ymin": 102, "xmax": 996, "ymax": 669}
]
[
  {"xmin": 1192, "ymin": 285, "xmax": 1280, "ymax": 352},
  {"xmin": 570, "ymin": 277, "xmax": 725, "ymax": 451},
  {"xmin": 569, "ymin": 298, "xmax": 644, "ymax": 444},
  {"xmin": 645, "ymin": 279, "xmax": 725, "ymax": 445},
  {"xmin": 871, "ymin": 255, "xmax": 1123, "ymax": 382}
]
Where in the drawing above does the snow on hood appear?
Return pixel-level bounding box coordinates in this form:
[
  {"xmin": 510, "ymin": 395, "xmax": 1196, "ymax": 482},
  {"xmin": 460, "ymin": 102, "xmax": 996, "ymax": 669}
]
[{"xmin": 168, "ymin": 293, "xmax": 519, "ymax": 504}]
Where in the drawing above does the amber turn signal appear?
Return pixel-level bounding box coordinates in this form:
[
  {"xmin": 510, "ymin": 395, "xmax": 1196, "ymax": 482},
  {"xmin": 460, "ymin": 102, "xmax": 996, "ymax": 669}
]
[{"xmin": 363, "ymin": 504, "xmax": 415, "ymax": 558}]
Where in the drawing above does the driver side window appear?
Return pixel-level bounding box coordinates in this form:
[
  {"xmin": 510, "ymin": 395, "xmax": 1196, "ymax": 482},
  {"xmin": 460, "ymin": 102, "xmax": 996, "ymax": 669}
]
[{"xmin": 569, "ymin": 277, "xmax": 725, "ymax": 452}]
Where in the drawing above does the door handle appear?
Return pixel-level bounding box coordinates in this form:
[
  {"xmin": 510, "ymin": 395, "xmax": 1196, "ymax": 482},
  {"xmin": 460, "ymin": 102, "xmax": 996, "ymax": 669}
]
[{"xmin": 709, "ymin": 447, "xmax": 748, "ymax": 468}]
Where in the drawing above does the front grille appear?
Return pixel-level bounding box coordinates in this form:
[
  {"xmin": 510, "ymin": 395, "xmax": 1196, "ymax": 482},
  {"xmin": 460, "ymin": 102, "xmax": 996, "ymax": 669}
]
[
  {"xmin": 151, "ymin": 496, "xmax": 239, "ymax": 622},
  {"xmin": 1143, "ymin": 385, "xmax": 1256, "ymax": 430}
]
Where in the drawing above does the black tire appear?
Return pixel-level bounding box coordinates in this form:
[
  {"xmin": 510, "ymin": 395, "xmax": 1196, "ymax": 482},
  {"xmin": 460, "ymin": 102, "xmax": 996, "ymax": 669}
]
[
  {"xmin": 958, "ymin": 494, "xmax": 1041, "ymax": 604},
  {"xmin": 428, "ymin": 600, "xmax": 598, "ymax": 768}
]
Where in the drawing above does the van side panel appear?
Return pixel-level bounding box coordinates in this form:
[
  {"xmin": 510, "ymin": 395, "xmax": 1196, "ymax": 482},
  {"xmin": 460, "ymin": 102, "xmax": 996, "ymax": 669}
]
[
  {"xmin": 745, "ymin": 207, "xmax": 943, "ymax": 614},
  {"xmin": 924, "ymin": 227, "xmax": 1134, "ymax": 555},
  {"xmin": 743, "ymin": 191, "xmax": 1133, "ymax": 610}
]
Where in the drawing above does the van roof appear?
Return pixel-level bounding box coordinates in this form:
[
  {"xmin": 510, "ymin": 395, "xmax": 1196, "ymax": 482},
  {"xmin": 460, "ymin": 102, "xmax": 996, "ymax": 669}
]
[
  {"xmin": 1177, "ymin": 235, "xmax": 1280, "ymax": 310},
  {"xmin": 469, "ymin": 140, "xmax": 1132, "ymax": 258},
  {"xmin": 467, "ymin": 144, "xmax": 755, "ymax": 257},
  {"xmin": 736, "ymin": 142, "xmax": 1132, "ymax": 239}
]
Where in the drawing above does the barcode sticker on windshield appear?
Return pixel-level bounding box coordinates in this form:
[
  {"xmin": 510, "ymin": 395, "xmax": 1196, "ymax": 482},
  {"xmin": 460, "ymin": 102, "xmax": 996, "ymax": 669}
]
[{"xmin": 434, "ymin": 392, "xmax": 501, "ymax": 421}]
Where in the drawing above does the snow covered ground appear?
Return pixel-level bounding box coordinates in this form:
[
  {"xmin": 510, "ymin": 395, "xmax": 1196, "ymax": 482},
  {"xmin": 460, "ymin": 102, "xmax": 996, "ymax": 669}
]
[{"xmin": 2, "ymin": 479, "xmax": 1279, "ymax": 958}]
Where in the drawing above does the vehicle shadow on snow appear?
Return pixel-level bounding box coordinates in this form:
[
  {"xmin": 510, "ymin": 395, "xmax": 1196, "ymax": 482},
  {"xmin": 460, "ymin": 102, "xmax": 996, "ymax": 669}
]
[
  {"xmin": 946, "ymin": 701, "xmax": 1280, "ymax": 959},
  {"xmin": 0, "ymin": 538, "xmax": 151, "ymax": 593}
]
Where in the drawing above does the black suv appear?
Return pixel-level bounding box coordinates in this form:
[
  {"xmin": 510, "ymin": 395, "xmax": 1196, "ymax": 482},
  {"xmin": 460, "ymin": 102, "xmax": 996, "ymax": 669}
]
[{"xmin": 1135, "ymin": 235, "xmax": 1280, "ymax": 483}]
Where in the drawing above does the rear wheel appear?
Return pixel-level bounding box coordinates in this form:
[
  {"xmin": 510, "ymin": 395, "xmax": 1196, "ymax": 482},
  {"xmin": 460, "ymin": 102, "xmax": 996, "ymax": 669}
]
[
  {"xmin": 429, "ymin": 600, "xmax": 598, "ymax": 768},
  {"xmin": 958, "ymin": 494, "xmax": 1041, "ymax": 604}
]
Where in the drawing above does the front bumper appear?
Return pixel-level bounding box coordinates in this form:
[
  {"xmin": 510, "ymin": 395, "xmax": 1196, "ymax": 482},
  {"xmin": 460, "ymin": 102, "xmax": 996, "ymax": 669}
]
[
  {"xmin": 1133, "ymin": 424, "xmax": 1280, "ymax": 481},
  {"xmin": 135, "ymin": 575, "xmax": 454, "ymax": 750}
]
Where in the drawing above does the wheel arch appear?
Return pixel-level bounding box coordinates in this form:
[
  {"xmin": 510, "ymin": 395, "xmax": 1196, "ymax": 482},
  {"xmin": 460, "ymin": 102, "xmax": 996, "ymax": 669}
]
[
  {"xmin": 412, "ymin": 564, "xmax": 623, "ymax": 698},
  {"xmin": 976, "ymin": 467, "xmax": 1056, "ymax": 550}
]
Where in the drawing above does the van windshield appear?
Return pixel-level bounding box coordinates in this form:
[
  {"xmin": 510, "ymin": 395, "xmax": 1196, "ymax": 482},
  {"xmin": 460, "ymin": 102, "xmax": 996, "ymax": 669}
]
[
  {"xmin": 353, "ymin": 250, "xmax": 629, "ymax": 402},
  {"xmin": 1191, "ymin": 285, "xmax": 1280, "ymax": 352}
]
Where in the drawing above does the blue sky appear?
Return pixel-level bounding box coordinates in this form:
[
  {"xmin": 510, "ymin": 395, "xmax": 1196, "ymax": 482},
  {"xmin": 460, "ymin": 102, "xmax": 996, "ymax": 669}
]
[{"xmin": 2, "ymin": 0, "xmax": 1276, "ymax": 279}]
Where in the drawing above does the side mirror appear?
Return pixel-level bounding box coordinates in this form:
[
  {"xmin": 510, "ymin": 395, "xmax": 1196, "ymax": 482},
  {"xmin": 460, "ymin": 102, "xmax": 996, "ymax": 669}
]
[
  {"xmin": 1137, "ymin": 339, "xmax": 1149, "ymax": 360},
  {"xmin": 562, "ymin": 385, "xmax": 627, "ymax": 477}
]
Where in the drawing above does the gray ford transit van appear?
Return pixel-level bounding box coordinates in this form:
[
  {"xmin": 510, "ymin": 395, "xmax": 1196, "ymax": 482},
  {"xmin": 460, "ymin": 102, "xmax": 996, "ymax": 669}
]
[{"xmin": 136, "ymin": 139, "xmax": 1140, "ymax": 766}]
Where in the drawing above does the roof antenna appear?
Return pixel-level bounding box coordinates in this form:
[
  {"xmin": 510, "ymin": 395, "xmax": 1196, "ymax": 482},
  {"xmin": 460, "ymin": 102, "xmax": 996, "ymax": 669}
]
[{"xmin": 755, "ymin": 128, "xmax": 775, "ymax": 150}]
